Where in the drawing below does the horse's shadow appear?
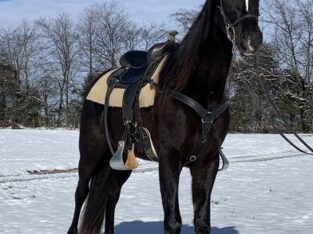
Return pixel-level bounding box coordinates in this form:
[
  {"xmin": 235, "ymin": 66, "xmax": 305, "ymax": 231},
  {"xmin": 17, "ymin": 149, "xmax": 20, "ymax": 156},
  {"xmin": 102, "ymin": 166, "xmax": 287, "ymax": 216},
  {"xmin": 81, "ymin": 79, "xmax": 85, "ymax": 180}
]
[{"xmin": 115, "ymin": 221, "xmax": 238, "ymax": 234}]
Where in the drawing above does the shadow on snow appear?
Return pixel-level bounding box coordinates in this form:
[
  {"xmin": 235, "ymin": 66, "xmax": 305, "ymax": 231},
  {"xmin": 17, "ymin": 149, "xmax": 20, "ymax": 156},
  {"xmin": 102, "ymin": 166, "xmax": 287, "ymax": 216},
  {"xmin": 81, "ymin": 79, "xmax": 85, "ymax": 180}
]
[{"xmin": 115, "ymin": 221, "xmax": 239, "ymax": 234}]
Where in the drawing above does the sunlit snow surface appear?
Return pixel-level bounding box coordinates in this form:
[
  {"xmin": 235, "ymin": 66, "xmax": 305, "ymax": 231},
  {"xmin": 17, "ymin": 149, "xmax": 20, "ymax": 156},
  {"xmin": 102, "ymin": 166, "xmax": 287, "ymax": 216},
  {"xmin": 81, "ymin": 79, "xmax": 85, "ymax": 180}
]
[{"xmin": 1, "ymin": 129, "xmax": 313, "ymax": 234}]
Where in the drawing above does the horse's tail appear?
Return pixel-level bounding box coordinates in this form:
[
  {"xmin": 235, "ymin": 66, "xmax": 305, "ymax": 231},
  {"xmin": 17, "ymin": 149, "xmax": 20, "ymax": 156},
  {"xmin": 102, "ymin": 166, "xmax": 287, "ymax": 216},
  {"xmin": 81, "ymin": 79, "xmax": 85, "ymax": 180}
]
[{"xmin": 79, "ymin": 166, "xmax": 112, "ymax": 234}]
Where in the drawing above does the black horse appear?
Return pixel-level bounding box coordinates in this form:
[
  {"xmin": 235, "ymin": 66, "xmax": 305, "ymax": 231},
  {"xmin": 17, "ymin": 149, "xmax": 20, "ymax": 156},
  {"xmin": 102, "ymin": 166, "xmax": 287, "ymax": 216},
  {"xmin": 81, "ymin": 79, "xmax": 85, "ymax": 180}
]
[{"xmin": 68, "ymin": 0, "xmax": 262, "ymax": 233}]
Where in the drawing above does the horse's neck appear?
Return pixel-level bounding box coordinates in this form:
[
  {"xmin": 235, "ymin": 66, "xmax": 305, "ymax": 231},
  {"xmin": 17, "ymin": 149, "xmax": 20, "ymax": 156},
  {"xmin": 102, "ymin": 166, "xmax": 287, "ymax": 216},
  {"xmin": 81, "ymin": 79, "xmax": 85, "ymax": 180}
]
[
  {"xmin": 175, "ymin": 0, "xmax": 233, "ymax": 104},
  {"xmin": 183, "ymin": 32, "xmax": 232, "ymax": 104}
]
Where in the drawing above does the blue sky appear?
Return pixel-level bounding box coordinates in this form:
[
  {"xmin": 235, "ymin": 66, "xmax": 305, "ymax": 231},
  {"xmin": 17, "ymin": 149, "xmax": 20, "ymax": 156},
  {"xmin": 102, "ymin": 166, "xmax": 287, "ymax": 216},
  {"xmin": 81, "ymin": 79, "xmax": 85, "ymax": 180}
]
[{"xmin": 0, "ymin": 0, "xmax": 204, "ymax": 28}]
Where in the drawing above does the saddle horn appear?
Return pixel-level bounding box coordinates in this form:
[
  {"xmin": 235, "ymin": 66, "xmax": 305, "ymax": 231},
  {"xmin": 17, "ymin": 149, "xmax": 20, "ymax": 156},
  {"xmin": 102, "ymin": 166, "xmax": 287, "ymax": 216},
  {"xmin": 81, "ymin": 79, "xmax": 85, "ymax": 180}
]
[{"xmin": 168, "ymin": 30, "xmax": 178, "ymax": 42}]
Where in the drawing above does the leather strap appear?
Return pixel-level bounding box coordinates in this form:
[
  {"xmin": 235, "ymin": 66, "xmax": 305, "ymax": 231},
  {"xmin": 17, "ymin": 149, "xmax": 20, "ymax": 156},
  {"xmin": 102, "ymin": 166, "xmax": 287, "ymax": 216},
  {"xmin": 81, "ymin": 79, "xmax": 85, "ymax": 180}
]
[
  {"xmin": 159, "ymin": 90, "xmax": 228, "ymax": 124},
  {"xmin": 103, "ymin": 79, "xmax": 117, "ymax": 156}
]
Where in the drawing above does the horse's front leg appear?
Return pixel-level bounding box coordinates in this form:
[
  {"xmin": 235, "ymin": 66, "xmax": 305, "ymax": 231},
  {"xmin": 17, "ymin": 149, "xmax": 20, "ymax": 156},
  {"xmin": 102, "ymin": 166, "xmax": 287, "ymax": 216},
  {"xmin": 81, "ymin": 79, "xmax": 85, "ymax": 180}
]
[
  {"xmin": 190, "ymin": 154, "xmax": 219, "ymax": 234},
  {"xmin": 159, "ymin": 148, "xmax": 183, "ymax": 234}
]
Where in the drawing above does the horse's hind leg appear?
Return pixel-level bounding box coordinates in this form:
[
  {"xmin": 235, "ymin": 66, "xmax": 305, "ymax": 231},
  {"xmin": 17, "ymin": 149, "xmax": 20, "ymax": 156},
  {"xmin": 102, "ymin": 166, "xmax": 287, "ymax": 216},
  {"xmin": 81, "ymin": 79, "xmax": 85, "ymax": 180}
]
[
  {"xmin": 67, "ymin": 148, "xmax": 106, "ymax": 234},
  {"xmin": 68, "ymin": 128, "xmax": 108, "ymax": 233},
  {"xmin": 190, "ymin": 155, "xmax": 219, "ymax": 234},
  {"xmin": 67, "ymin": 170, "xmax": 91, "ymax": 234},
  {"xmin": 105, "ymin": 170, "xmax": 131, "ymax": 234}
]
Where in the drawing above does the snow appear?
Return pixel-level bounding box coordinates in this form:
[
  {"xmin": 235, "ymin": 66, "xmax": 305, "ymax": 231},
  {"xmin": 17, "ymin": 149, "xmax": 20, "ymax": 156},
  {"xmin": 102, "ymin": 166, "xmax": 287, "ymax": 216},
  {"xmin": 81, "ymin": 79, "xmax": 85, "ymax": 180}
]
[{"xmin": 1, "ymin": 129, "xmax": 313, "ymax": 234}]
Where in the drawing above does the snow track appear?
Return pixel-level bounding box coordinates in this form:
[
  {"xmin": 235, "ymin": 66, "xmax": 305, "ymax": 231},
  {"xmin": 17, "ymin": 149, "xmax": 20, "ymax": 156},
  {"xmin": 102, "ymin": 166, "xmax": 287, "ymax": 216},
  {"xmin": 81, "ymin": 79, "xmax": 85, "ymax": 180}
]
[
  {"xmin": 0, "ymin": 172, "xmax": 77, "ymax": 184},
  {"xmin": 230, "ymin": 151, "xmax": 307, "ymax": 163},
  {"xmin": 1, "ymin": 150, "xmax": 309, "ymax": 184}
]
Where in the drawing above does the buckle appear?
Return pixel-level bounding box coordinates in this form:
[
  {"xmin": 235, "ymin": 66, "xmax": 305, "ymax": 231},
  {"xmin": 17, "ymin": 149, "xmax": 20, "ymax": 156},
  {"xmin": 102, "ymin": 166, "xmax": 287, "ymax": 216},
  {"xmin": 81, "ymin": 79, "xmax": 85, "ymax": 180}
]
[
  {"xmin": 226, "ymin": 24, "xmax": 236, "ymax": 41},
  {"xmin": 202, "ymin": 112, "xmax": 213, "ymax": 124},
  {"xmin": 108, "ymin": 77, "xmax": 119, "ymax": 86},
  {"xmin": 201, "ymin": 112, "xmax": 213, "ymax": 139}
]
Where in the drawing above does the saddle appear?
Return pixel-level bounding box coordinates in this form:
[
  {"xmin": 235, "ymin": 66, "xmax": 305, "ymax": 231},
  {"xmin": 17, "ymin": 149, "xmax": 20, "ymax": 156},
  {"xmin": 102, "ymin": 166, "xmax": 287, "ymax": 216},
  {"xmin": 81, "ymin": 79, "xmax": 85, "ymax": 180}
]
[
  {"xmin": 105, "ymin": 31, "xmax": 179, "ymax": 170},
  {"xmin": 108, "ymin": 50, "xmax": 149, "ymax": 124}
]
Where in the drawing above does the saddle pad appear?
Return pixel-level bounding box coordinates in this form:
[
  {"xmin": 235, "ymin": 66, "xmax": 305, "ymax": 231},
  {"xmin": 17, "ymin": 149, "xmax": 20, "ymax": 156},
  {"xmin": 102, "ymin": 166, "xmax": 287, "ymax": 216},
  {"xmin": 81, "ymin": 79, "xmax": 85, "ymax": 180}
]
[{"xmin": 86, "ymin": 56, "xmax": 168, "ymax": 107}]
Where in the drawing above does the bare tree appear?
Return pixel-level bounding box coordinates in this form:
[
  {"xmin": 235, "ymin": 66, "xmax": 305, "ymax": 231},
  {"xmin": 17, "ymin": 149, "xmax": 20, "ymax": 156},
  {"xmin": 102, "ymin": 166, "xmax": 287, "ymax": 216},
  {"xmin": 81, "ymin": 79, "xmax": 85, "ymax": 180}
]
[
  {"xmin": 139, "ymin": 24, "xmax": 167, "ymax": 50},
  {"xmin": 263, "ymin": 0, "xmax": 313, "ymax": 131},
  {"xmin": 0, "ymin": 63, "xmax": 15, "ymax": 120},
  {"xmin": 170, "ymin": 8, "xmax": 200, "ymax": 35},
  {"xmin": 36, "ymin": 13, "xmax": 81, "ymax": 127},
  {"xmin": 92, "ymin": 2, "xmax": 129, "ymax": 69},
  {"xmin": 121, "ymin": 22, "xmax": 142, "ymax": 51},
  {"xmin": 77, "ymin": 6, "xmax": 98, "ymax": 80},
  {"xmin": 0, "ymin": 20, "xmax": 42, "ymax": 126},
  {"xmin": 77, "ymin": 2, "xmax": 166, "ymax": 87},
  {"xmin": 296, "ymin": 0, "xmax": 313, "ymax": 85}
]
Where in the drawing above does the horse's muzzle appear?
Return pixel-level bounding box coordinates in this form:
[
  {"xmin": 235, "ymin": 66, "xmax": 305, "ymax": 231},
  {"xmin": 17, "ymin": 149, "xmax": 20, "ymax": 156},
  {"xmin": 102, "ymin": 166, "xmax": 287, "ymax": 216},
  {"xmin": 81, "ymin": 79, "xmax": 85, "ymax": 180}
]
[{"xmin": 239, "ymin": 26, "xmax": 263, "ymax": 56}]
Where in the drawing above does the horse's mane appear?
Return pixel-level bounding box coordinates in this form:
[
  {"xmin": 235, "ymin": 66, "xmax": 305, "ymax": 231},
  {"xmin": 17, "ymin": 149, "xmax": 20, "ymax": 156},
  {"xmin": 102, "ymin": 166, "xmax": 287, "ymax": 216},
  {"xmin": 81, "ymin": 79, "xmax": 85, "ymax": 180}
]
[{"xmin": 159, "ymin": 0, "xmax": 214, "ymax": 91}]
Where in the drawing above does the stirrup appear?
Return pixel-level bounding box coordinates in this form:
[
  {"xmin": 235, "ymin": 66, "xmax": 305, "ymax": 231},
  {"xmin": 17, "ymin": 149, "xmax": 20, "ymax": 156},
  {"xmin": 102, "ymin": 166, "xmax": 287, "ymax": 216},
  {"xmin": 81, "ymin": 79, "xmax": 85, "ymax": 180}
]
[
  {"xmin": 140, "ymin": 127, "xmax": 158, "ymax": 161},
  {"xmin": 110, "ymin": 141, "xmax": 139, "ymax": 170}
]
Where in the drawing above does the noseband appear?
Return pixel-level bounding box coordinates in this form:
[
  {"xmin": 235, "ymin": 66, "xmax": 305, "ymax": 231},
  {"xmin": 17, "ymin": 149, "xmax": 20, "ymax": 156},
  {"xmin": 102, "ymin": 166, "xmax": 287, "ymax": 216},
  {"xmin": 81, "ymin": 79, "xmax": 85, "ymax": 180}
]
[{"xmin": 218, "ymin": 0, "xmax": 258, "ymax": 52}]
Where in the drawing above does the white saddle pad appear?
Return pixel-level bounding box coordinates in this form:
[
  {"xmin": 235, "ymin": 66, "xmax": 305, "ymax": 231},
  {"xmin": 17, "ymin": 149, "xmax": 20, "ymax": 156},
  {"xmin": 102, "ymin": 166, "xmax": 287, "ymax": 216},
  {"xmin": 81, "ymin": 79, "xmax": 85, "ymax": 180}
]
[{"xmin": 86, "ymin": 56, "xmax": 168, "ymax": 108}]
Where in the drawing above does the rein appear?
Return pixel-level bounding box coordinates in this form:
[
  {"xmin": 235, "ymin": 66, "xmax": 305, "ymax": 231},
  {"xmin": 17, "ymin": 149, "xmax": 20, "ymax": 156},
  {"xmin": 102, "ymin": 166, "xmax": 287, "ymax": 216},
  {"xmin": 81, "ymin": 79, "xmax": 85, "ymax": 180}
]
[{"xmin": 258, "ymin": 77, "xmax": 313, "ymax": 155}]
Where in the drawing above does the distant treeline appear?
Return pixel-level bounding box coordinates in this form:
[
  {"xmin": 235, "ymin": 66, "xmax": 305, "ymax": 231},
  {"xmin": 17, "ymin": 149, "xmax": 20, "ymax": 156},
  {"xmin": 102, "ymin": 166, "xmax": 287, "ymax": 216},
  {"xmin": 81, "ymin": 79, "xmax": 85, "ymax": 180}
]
[{"xmin": 0, "ymin": 0, "xmax": 312, "ymax": 132}]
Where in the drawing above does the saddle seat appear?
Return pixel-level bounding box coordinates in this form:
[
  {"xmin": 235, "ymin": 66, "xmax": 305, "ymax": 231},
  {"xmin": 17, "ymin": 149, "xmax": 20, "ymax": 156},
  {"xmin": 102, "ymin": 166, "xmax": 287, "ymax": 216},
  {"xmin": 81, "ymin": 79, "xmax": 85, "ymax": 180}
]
[
  {"xmin": 118, "ymin": 50, "xmax": 148, "ymax": 85},
  {"xmin": 120, "ymin": 50, "xmax": 148, "ymax": 69}
]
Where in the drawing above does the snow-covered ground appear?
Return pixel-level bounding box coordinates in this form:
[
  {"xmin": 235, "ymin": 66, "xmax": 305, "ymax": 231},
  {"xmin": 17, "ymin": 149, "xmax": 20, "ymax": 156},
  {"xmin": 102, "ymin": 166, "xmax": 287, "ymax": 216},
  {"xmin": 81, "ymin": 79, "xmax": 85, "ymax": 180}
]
[{"xmin": 1, "ymin": 129, "xmax": 313, "ymax": 234}]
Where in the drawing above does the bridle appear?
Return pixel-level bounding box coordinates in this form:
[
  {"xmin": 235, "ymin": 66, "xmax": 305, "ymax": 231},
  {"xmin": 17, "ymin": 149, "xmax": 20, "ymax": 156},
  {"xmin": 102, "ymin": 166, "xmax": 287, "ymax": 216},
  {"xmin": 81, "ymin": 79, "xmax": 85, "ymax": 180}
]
[{"xmin": 218, "ymin": 0, "xmax": 258, "ymax": 52}]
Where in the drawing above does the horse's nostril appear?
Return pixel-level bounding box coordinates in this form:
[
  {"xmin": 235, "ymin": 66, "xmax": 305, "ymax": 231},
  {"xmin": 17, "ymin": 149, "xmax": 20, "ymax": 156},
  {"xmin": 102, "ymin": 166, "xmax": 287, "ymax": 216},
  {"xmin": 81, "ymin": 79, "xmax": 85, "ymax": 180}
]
[
  {"xmin": 247, "ymin": 36, "xmax": 256, "ymax": 52},
  {"xmin": 248, "ymin": 37, "xmax": 256, "ymax": 52}
]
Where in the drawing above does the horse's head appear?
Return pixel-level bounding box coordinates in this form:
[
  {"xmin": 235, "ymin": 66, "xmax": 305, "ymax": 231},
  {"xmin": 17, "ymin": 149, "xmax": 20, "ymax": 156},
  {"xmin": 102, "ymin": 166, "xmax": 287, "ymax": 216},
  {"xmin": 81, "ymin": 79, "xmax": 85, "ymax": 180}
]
[{"xmin": 218, "ymin": 0, "xmax": 263, "ymax": 56}]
